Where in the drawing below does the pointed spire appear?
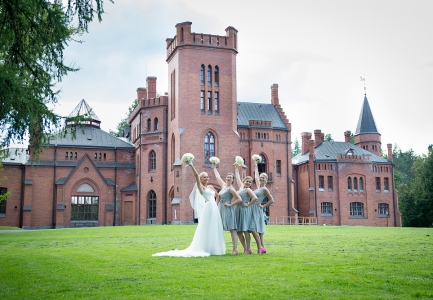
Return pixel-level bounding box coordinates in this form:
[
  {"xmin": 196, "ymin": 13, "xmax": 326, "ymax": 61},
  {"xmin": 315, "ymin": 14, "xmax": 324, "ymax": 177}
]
[{"xmin": 355, "ymin": 95, "xmax": 378, "ymax": 134}]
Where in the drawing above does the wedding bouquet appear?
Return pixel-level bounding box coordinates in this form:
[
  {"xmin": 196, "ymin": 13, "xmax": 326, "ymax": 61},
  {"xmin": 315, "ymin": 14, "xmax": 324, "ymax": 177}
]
[
  {"xmin": 234, "ymin": 156, "xmax": 244, "ymax": 166},
  {"xmin": 181, "ymin": 153, "xmax": 194, "ymax": 165},
  {"xmin": 252, "ymin": 154, "xmax": 262, "ymax": 163},
  {"xmin": 209, "ymin": 156, "xmax": 220, "ymax": 165}
]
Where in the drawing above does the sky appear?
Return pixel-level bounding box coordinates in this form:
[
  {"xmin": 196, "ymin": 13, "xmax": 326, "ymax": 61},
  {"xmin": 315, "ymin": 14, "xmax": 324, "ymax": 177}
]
[{"xmin": 51, "ymin": 0, "xmax": 433, "ymax": 156}]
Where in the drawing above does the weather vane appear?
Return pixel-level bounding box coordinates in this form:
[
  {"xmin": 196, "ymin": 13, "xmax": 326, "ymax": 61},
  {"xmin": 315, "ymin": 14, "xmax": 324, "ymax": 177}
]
[{"xmin": 360, "ymin": 75, "xmax": 366, "ymax": 95}]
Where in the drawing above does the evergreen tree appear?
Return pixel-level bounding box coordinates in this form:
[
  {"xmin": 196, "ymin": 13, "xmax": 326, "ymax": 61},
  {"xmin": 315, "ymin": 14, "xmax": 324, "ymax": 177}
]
[
  {"xmin": 109, "ymin": 99, "xmax": 138, "ymax": 137},
  {"xmin": 0, "ymin": 0, "xmax": 113, "ymax": 159},
  {"xmin": 292, "ymin": 138, "xmax": 301, "ymax": 157},
  {"xmin": 324, "ymin": 134, "xmax": 333, "ymax": 141}
]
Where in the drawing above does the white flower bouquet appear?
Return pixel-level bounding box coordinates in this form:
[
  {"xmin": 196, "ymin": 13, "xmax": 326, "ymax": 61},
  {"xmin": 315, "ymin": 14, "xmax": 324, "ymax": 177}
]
[
  {"xmin": 181, "ymin": 153, "xmax": 194, "ymax": 165},
  {"xmin": 234, "ymin": 156, "xmax": 244, "ymax": 166},
  {"xmin": 252, "ymin": 154, "xmax": 262, "ymax": 163},
  {"xmin": 209, "ymin": 156, "xmax": 220, "ymax": 165}
]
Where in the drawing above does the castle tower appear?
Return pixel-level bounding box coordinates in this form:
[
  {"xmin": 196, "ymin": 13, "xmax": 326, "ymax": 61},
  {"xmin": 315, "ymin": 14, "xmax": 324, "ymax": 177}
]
[
  {"xmin": 166, "ymin": 22, "xmax": 240, "ymax": 223},
  {"xmin": 354, "ymin": 95, "xmax": 381, "ymax": 156}
]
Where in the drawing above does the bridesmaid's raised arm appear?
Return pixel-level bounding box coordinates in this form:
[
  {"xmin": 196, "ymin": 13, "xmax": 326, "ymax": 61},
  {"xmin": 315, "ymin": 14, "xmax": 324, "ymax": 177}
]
[{"xmin": 212, "ymin": 163, "xmax": 226, "ymax": 188}]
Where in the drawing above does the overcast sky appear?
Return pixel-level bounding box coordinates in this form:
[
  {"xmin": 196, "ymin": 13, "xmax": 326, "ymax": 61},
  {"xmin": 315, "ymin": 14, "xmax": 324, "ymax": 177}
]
[{"xmin": 53, "ymin": 0, "xmax": 433, "ymax": 156}]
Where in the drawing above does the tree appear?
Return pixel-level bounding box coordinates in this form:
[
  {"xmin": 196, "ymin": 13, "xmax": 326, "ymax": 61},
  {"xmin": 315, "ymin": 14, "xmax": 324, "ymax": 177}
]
[
  {"xmin": 392, "ymin": 144, "xmax": 418, "ymax": 187},
  {"xmin": 109, "ymin": 99, "xmax": 138, "ymax": 137},
  {"xmin": 324, "ymin": 134, "xmax": 333, "ymax": 141},
  {"xmin": 399, "ymin": 147, "xmax": 433, "ymax": 227},
  {"xmin": 292, "ymin": 138, "xmax": 301, "ymax": 157},
  {"xmin": 0, "ymin": 0, "xmax": 113, "ymax": 158}
]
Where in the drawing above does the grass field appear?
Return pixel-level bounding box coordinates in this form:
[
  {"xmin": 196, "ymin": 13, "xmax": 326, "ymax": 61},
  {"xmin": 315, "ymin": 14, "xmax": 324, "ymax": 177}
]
[{"xmin": 1, "ymin": 225, "xmax": 432, "ymax": 299}]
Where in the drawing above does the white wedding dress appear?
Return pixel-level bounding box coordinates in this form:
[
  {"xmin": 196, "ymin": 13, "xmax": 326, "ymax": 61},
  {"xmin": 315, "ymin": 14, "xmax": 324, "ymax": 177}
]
[{"xmin": 152, "ymin": 187, "xmax": 226, "ymax": 257}]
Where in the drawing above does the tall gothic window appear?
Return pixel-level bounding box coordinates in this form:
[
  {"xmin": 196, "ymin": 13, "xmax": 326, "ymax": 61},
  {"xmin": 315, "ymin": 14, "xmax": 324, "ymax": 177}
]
[
  {"xmin": 200, "ymin": 65, "xmax": 205, "ymax": 85},
  {"xmin": 148, "ymin": 190, "xmax": 156, "ymax": 219},
  {"xmin": 207, "ymin": 65, "xmax": 212, "ymax": 86},
  {"xmin": 348, "ymin": 177, "xmax": 352, "ymax": 192},
  {"xmin": 207, "ymin": 91, "xmax": 212, "ymax": 113},
  {"xmin": 204, "ymin": 132, "xmax": 215, "ymax": 163},
  {"xmin": 258, "ymin": 154, "xmax": 266, "ymax": 174},
  {"xmin": 214, "ymin": 66, "xmax": 219, "ymax": 86},
  {"xmin": 154, "ymin": 118, "xmax": 158, "ymax": 131},
  {"xmin": 214, "ymin": 92, "xmax": 219, "ymax": 113},
  {"xmin": 200, "ymin": 91, "xmax": 205, "ymax": 113},
  {"xmin": 147, "ymin": 118, "xmax": 151, "ymax": 132},
  {"xmin": 149, "ymin": 150, "xmax": 156, "ymax": 171}
]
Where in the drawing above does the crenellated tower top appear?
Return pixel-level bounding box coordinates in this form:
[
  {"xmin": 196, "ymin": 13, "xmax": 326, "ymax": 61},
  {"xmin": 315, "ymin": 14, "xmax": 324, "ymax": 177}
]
[{"xmin": 166, "ymin": 21, "xmax": 238, "ymax": 60}]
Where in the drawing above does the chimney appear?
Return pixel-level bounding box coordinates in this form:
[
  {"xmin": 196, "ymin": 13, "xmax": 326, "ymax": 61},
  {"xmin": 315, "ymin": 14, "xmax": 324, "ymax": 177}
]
[
  {"xmin": 387, "ymin": 143, "xmax": 393, "ymax": 162},
  {"xmin": 147, "ymin": 76, "xmax": 157, "ymax": 99},
  {"xmin": 308, "ymin": 139, "xmax": 315, "ymax": 157},
  {"xmin": 344, "ymin": 130, "xmax": 351, "ymax": 143},
  {"xmin": 137, "ymin": 87, "xmax": 146, "ymax": 101},
  {"xmin": 301, "ymin": 132, "xmax": 312, "ymax": 155},
  {"xmin": 271, "ymin": 84, "xmax": 279, "ymax": 106},
  {"xmin": 314, "ymin": 129, "xmax": 322, "ymax": 147}
]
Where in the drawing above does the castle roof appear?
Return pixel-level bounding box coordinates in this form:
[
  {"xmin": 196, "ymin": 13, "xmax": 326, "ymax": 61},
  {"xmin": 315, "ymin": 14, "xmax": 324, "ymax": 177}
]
[
  {"xmin": 355, "ymin": 95, "xmax": 379, "ymax": 135},
  {"xmin": 292, "ymin": 141, "xmax": 390, "ymax": 165},
  {"xmin": 237, "ymin": 102, "xmax": 288, "ymax": 130},
  {"xmin": 49, "ymin": 126, "xmax": 134, "ymax": 149}
]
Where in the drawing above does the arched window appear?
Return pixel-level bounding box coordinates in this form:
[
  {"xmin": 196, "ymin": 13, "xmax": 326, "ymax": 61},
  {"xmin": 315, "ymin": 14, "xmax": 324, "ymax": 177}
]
[
  {"xmin": 180, "ymin": 27, "xmax": 184, "ymax": 43},
  {"xmin": 354, "ymin": 177, "xmax": 358, "ymax": 192},
  {"xmin": 147, "ymin": 190, "xmax": 156, "ymax": 219},
  {"xmin": 348, "ymin": 177, "xmax": 352, "ymax": 192},
  {"xmin": 200, "ymin": 65, "xmax": 205, "ymax": 85},
  {"xmin": 70, "ymin": 152, "xmax": 73, "ymax": 159},
  {"xmin": 359, "ymin": 177, "xmax": 364, "ymax": 192},
  {"xmin": 258, "ymin": 154, "xmax": 266, "ymax": 174},
  {"xmin": 147, "ymin": 118, "xmax": 151, "ymax": 132},
  {"xmin": 154, "ymin": 118, "xmax": 158, "ymax": 131},
  {"xmin": 214, "ymin": 66, "xmax": 219, "ymax": 86},
  {"xmin": 65, "ymin": 152, "xmax": 68, "ymax": 159},
  {"xmin": 204, "ymin": 132, "xmax": 215, "ymax": 163},
  {"xmin": 207, "ymin": 65, "xmax": 212, "ymax": 86},
  {"xmin": 149, "ymin": 150, "xmax": 156, "ymax": 171}
]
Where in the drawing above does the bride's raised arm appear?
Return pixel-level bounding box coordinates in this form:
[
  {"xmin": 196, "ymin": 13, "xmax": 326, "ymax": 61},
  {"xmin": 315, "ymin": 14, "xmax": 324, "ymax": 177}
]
[{"xmin": 189, "ymin": 163, "xmax": 204, "ymax": 195}]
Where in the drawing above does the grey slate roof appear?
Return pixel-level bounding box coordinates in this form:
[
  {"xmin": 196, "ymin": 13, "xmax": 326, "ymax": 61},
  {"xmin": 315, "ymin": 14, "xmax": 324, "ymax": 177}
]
[
  {"xmin": 120, "ymin": 182, "xmax": 137, "ymax": 192},
  {"xmin": 292, "ymin": 141, "xmax": 390, "ymax": 165},
  {"xmin": 49, "ymin": 126, "xmax": 134, "ymax": 149},
  {"xmin": 237, "ymin": 102, "xmax": 287, "ymax": 130},
  {"xmin": 355, "ymin": 95, "xmax": 379, "ymax": 134}
]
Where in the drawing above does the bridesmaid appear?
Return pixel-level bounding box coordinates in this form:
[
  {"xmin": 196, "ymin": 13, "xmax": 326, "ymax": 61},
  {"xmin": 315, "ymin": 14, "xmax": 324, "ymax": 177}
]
[
  {"xmin": 212, "ymin": 163, "xmax": 242, "ymax": 255},
  {"xmin": 234, "ymin": 164, "xmax": 261, "ymax": 254},
  {"xmin": 252, "ymin": 158, "xmax": 274, "ymax": 254}
]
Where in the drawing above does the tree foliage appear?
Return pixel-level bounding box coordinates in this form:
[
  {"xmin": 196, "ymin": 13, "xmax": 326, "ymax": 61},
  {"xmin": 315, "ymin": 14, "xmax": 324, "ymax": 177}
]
[
  {"xmin": 109, "ymin": 99, "xmax": 138, "ymax": 137},
  {"xmin": 392, "ymin": 144, "xmax": 418, "ymax": 187},
  {"xmin": 0, "ymin": 0, "xmax": 112, "ymax": 158},
  {"xmin": 324, "ymin": 134, "xmax": 333, "ymax": 141},
  {"xmin": 292, "ymin": 138, "xmax": 301, "ymax": 157},
  {"xmin": 398, "ymin": 147, "xmax": 433, "ymax": 227}
]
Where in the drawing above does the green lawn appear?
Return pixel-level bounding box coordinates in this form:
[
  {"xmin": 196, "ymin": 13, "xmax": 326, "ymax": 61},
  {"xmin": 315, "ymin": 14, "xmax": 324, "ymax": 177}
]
[{"xmin": 0, "ymin": 225, "xmax": 432, "ymax": 299}]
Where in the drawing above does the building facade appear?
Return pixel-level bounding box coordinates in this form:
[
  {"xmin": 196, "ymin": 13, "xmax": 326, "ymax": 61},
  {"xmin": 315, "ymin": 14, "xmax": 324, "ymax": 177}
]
[
  {"xmin": 0, "ymin": 22, "xmax": 292, "ymax": 228},
  {"xmin": 0, "ymin": 22, "xmax": 400, "ymax": 228},
  {"xmin": 292, "ymin": 96, "xmax": 401, "ymax": 226}
]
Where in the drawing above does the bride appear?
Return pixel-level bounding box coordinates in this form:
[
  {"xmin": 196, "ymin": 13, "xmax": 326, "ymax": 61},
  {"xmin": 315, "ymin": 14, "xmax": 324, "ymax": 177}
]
[{"xmin": 152, "ymin": 161, "xmax": 226, "ymax": 257}]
